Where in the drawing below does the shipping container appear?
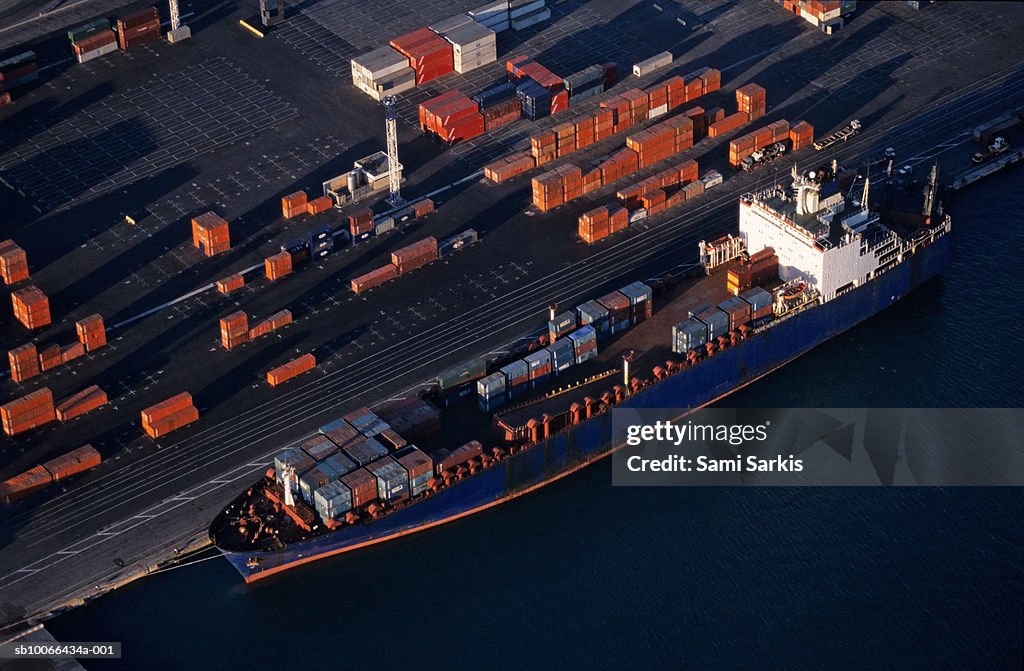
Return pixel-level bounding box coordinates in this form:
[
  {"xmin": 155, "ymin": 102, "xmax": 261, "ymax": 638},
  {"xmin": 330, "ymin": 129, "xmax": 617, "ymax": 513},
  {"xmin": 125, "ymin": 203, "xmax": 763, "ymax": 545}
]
[
  {"xmin": 0, "ymin": 465, "xmax": 52, "ymax": 504},
  {"xmin": 321, "ymin": 417, "xmax": 361, "ymax": 450},
  {"xmin": 439, "ymin": 229, "xmax": 479, "ymax": 255},
  {"xmin": 632, "ymin": 51, "xmax": 672, "ymax": 77},
  {"xmin": 548, "ymin": 310, "xmax": 577, "ymax": 342},
  {"xmin": 394, "ymin": 445, "xmax": 433, "ymax": 496},
  {"xmin": 314, "ymin": 480, "xmax": 352, "ymax": 520},
  {"xmin": 500, "ymin": 359, "xmax": 531, "ymax": 396},
  {"xmin": 695, "ymin": 306, "xmax": 729, "ymax": 341},
  {"xmin": 342, "ymin": 437, "xmax": 389, "ymax": 466},
  {"xmin": 351, "ymin": 264, "xmax": 396, "ymax": 293},
  {"xmin": 340, "ymin": 468, "xmax": 378, "ymax": 508},
  {"xmin": 299, "ymin": 461, "xmax": 344, "ymax": 505},
  {"xmin": 437, "ymin": 358, "xmax": 487, "ymax": 390},
  {"xmin": 523, "ymin": 348, "xmax": 552, "ymax": 385},
  {"xmin": 8, "ymin": 343, "xmax": 40, "ymax": 383},
  {"xmin": 140, "ymin": 392, "xmax": 192, "ymax": 427},
  {"xmin": 267, "ymin": 353, "xmax": 316, "ymax": 386},
  {"xmin": 719, "ymin": 295, "xmax": 752, "ymax": 330},
  {"xmin": 41, "ymin": 444, "xmax": 101, "ymax": 481},
  {"xmin": 477, "ymin": 371, "xmax": 506, "ymax": 399},
  {"xmin": 545, "ymin": 338, "xmax": 576, "ymax": 374},
  {"xmin": 435, "ymin": 440, "xmax": 484, "ymax": 474},
  {"xmin": 299, "ymin": 433, "xmax": 339, "ymax": 462},
  {"xmin": 577, "ymin": 300, "xmax": 611, "ymax": 336},
  {"xmin": 567, "ymin": 324, "xmax": 599, "ymax": 364},
  {"xmin": 366, "ymin": 456, "xmax": 410, "ymax": 502},
  {"xmin": 55, "ymin": 385, "xmax": 107, "ymax": 422},
  {"xmin": 0, "ymin": 240, "xmax": 29, "ymax": 285},
  {"xmin": 11, "ymin": 285, "xmax": 51, "ymax": 330},
  {"xmin": 672, "ymin": 317, "xmax": 708, "ymax": 353}
]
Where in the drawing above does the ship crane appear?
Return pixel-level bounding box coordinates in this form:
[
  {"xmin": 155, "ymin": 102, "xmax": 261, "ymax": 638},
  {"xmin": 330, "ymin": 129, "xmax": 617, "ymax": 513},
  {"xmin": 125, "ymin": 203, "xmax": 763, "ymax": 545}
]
[
  {"xmin": 382, "ymin": 96, "xmax": 405, "ymax": 208},
  {"xmin": 922, "ymin": 162, "xmax": 939, "ymax": 219},
  {"xmin": 166, "ymin": 0, "xmax": 191, "ymax": 42},
  {"xmin": 281, "ymin": 465, "xmax": 295, "ymax": 508}
]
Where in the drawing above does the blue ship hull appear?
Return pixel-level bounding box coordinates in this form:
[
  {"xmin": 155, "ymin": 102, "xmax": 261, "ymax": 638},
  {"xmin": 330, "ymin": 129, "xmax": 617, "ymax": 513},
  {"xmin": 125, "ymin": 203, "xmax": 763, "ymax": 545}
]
[{"xmin": 220, "ymin": 233, "xmax": 950, "ymax": 581}]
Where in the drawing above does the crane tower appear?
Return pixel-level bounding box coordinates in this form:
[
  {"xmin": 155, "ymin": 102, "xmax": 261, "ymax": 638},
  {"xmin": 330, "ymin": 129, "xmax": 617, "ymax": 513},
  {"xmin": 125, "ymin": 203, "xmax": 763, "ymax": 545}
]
[
  {"xmin": 382, "ymin": 96, "xmax": 404, "ymax": 207},
  {"xmin": 167, "ymin": 0, "xmax": 191, "ymax": 42}
]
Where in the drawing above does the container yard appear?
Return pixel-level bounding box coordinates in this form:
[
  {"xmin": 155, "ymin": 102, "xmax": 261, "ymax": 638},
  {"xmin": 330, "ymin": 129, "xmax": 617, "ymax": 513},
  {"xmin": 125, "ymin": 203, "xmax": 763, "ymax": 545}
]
[{"xmin": 0, "ymin": 0, "xmax": 1022, "ymax": 649}]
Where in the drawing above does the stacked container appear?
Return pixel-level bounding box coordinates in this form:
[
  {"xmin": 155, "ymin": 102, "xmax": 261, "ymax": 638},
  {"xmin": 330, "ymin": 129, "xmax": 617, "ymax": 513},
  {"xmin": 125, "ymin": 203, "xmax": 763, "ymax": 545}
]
[
  {"xmin": 1, "ymin": 388, "xmax": 55, "ymax": 436},
  {"xmin": 729, "ymin": 120, "xmax": 790, "ymax": 167},
  {"xmin": 340, "ymin": 469, "xmax": 378, "ymax": 508},
  {"xmin": 789, "ymin": 120, "xmax": 815, "ymax": 150},
  {"xmin": 38, "ymin": 344, "xmax": 61, "ymax": 371},
  {"xmin": 73, "ymin": 315, "xmax": 105, "ymax": 352},
  {"xmin": 741, "ymin": 287, "xmax": 774, "ymax": 321},
  {"xmin": 71, "ymin": 23, "xmax": 117, "ymax": 63},
  {"xmin": 60, "ymin": 341, "xmax": 85, "ymax": 364},
  {"xmin": 510, "ymin": 0, "xmax": 551, "ymax": 30},
  {"xmin": 348, "ymin": 208, "xmax": 374, "ymax": 241},
  {"xmin": 567, "ymin": 324, "xmax": 599, "ymax": 364},
  {"xmin": 392, "ymin": 237, "xmax": 438, "ymax": 274},
  {"xmin": 394, "ymin": 446, "xmax": 433, "ymax": 497},
  {"xmin": 0, "ymin": 51, "xmax": 38, "ymax": 93},
  {"xmin": 546, "ymin": 338, "xmax": 576, "ymax": 374},
  {"xmin": 564, "ymin": 64, "xmax": 606, "ymax": 104},
  {"xmin": 320, "ymin": 417, "xmax": 360, "ymax": 450},
  {"xmin": 366, "ymin": 456, "xmax": 410, "ymax": 503},
  {"xmin": 672, "ymin": 318, "xmax": 708, "ymax": 354},
  {"xmin": 351, "ymin": 265, "xmax": 397, "ymax": 293},
  {"xmin": 55, "ymin": 385, "xmax": 108, "ymax": 422},
  {"xmin": 523, "ymin": 349, "xmax": 553, "ymax": 387},
  {"xmin": 267, "ymin": 354, "xmax": 316, "ymax": 386},
  {"xmin": 633, "ymin": 51, "xmax": 673, "ymax": 77},
  {"xmin": 343, "ymin": 438, "xmax": 389, "ymax": 467},
  {"xmin": 516, "ymin": 78, "xmax": 552, "ymax": 122},
  {"xmin": 298, "ymin": 434, "xmax": 339, "ymax": 461},
  {"xmin": 390, "ymin": 28, "xmax": 454, "ymax": 85},
  {"xmin": 350, "ymin": 45, "xmax": 416, "ymax": 100},
  {"xmin": 216, "ymin": 273, "xmax": 245, "ymax": 295},
  {"xmin": 484, "ymin": 152, "xmax": 535, "ymax": 182},
  {"xmin": 264, "ymin": 251, "xmax": 292, "ymax": 280},
  {"xmin": 619, "ymin": 281, "xmax": 653, "ymax": 324},
  {"xmin": 191, "ymin": 212, "xmax": 230, "ymax": 257},
  {"xmin": 439, "ymin": 21, "xmax": 496, "ymax": 74},
  {"xmin": 548, "ymin": 311, "xmax": 578, "ymax": 342},
  {"xmin": 11, "ymin": 285, "xmax": 50, "ymax": 329},
  {"xmin": 141, "ymin": 392, "xmax": 198, "ymax": 438},
  {"xmin": 727, "ymin": 248, "xmax": 779, "ymax": 294},
  {"xmin": 708, "ymin": 111, "xmax": 749, "ymax": 137},
  {"xmin": 314, "ymin": 481, "xmax": 352, "ymax": 521},
  {"xmin": 0, "ymin": 240, "xmax": 29, "ymax": 285},
  {"xmin": 248, "ymin": 310, "xmax": 292, "ymax": 339},
  {"xmin": 436, "ymin": 440, "xmax": 484, "ymax": 474},
  {"xmin": 220, "ymin": 311, "xmax": 248, "ymax": 349},
  {"xmin": 577, "ymin": 300, "xmax": 610, "ymax": 337},
  {"xmin": 597, "ymin": 291, "xmax": 631, "ymax": 334},
  {"xmin": 116, "ymin": 7, "xmax": 161, "ymax": 51},
  {"xmin": 500, "ymin": 359, "xmax": 530, "ymax": 399},
  {"xmin": 477, "ymin": 372, "xmax": 506, "ymax": 411},
  {"xmin": 43, "ymin": 445, "xmax": 101, "ymax": 482},
  {"xmin": 8, "ymin": 344, "xmax": 40, "ymax": 382},
  {"xmin": 736, "ymin": 83, "xmax": 767, "ymax": 120},
  {"xmin": 694, "ymin": 306, "xmax": 729, "ymax": 342},
  {"xmin": 684, "ymin": 106, "xmax": 708, "ymax": 139},
  {"xmin": 0, "ymin": 465, "xmax": 51, "ymax": 503},
  {"xmin": 578, "ymin": 204, "xmax": 628, "ymax": 244},
  {"xmin": 419, "ymin": 90, "xmax": 484, "ymax": 143},
  {"xmin": 718, "ymin": 296, "xmax": 752, "ymax": 330},
  {"xmin": 281, "ymin": 192, "xmax": 307, "ymax": 219},
  {"xmin": 299, "ymin": 461, "xmax": 344, "ymax": 505},
  {"xmin": 469, "ymin": 1, "xmax": 510, "ymax": 32}
]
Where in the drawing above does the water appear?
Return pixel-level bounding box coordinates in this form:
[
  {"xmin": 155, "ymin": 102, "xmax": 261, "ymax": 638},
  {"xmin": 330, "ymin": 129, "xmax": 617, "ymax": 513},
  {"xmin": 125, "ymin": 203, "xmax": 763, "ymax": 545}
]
[{"xmin": 49, "ymin": 172, "xmax": 1024, "ymax": 669}]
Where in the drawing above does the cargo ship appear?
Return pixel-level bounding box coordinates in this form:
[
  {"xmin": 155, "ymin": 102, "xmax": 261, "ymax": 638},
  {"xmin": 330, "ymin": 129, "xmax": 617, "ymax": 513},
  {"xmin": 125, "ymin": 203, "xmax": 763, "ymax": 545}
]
[{"xmin": 210, "ymin": 160, "xmax": 951, "ymax": 582}]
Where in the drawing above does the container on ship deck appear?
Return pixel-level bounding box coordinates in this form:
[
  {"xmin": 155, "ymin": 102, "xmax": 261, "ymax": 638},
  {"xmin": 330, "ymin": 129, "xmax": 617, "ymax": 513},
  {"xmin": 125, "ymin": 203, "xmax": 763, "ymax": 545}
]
[
  {"xmin": 435, "ymin": 440, "xmax": 484, "ymax": 474},
  {"xmin": 366, "ymin": 456, "xmax": 410, "ymax": 502},
  {"xmin": 437, "ymin": 358, "xmax": 487, "ymax": 390},
  {"xmin": 272, "ymin": 448, "xmax": 306, "ymax": 489},
  {"xmin": 299, "ymin": 461, "xmax": 344, "ymax": 504},
  {"xmin": 545, "ymin": 338, "xmax": 576, "ymax": 374},
  {"xmin": 567, "ymin": 324, "xmax": 599, "ymax": 364},
  {"xmin": 340, "ymin": 469, "xmax": 378, "ymax": 508},
  {"xmin": 478, "ymin": 372, "xmax": 506, "ymax": 399},
  {"xmin": 394, "ymin": 445, "xmax": 433, "ymax": 496},
  {"xmin": 695, "ymin": 306, "xmax": 729, "ymax": 341},
  {"xmin": 523, "ymin": 349, "xmax": 552, "ymax": 386},
  {"xmin": 741, "ymin": 286, "xmax": 773, "ymax": 320},
  {"xmin": 577, "ymin": 300, "xmax": 611, "ymax": 336},
  {"xmin": 321, "ymin": 452, "xmax": 357, "ymax": 477},
  {"xmin": 314, "ymin": 480, "xmax": 352, "ymax": 520},
  {"xmin": 500, "ymin": 359, "xmax": 531, "ymax": 397},
  {"xmin": 672, "ymin": 318, "xmax": 708, "ymax": 353},
  {"xmin": 342, "ymin": 437, "xmax": 389, "ymax": 466},
  {"xmin": 320, "ymin": 417, "xmax": 361, "ymax": 449},
  {"xmin": 548, "ymin": 310, "xmax": 577, "ymax": 342},
  {"xmin": 298, "ymin": 434, "xmax": 339, "ymax": 461},
  {"xmin": 719, "ymin": 295, "xmax": 752, "ymax": 330},
  {"xmin": 619, "ymin": 281, "xmax": 653, "ymax": 322}
]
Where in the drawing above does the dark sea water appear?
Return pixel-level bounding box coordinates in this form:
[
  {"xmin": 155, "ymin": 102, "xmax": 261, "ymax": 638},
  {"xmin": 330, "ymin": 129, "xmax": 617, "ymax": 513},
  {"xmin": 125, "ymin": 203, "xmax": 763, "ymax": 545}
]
[{"xmin": 50, "ymin": 171, "xmax": 1024, "ymax": 669}]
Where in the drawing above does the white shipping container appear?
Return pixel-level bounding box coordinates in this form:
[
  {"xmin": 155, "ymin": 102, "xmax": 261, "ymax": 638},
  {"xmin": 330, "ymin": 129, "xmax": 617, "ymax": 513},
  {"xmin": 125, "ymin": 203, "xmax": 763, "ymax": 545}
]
[
  {"xmin": 444, "ymin": 22, "xmax": 496, "ymax": 55},
  {"xmin": 648, "ymin": 103, "xmax": 669, "ymax": 118},
  {"xmin": 430, "ymin": 13, "xmax": 473, "ymax": 35},
  {"xmin": 510, "ymin": 0, "xmax": 545, "ymax": 19},
  {"xmin": 511, "ymin": 6, "xmax": 550, "ymax": 30},
  {"xmin": 632, "ymin": 51, "xmax": 673, "ymax": 77},
  {"xmin": 469, "ymin": 0, "xmax": 509, "ymax": 19},
  {"xmin": 351, "ymin": 45, "xmax": 409, "ymax": 82},
  {"xmin": 76, "ymin": 41, "xmax": 117, "ymax": 63},
  {"xmin": 454, "ymin": 43, "xmax": 497, "ymax": 72}
]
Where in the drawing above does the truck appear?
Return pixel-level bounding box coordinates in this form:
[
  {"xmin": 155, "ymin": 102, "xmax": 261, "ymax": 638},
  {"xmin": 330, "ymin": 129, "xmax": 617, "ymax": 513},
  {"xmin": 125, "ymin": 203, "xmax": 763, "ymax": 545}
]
[
  {"xmin": 971, "ymin": 136, "xmax": 1010, "ymax": 164},
  {"xmin": 740, "ymin": 142, "xmax": 788, "ymax": 172},
  {"xmin": 813, "ymin": 119, "xmax": 861, "ymax": 151}
]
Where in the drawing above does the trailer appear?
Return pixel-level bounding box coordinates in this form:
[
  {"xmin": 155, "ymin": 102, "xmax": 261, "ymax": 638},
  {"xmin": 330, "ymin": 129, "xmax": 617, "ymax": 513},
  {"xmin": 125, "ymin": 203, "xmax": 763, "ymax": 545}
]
[{"xmin": 813, "ymin": 119, "xmax": 860, "ymax": 151}]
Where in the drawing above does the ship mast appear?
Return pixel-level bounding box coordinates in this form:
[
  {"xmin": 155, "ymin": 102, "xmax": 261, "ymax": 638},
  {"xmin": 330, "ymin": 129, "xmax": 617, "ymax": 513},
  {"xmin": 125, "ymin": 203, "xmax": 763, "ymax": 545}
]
[{"xmin": 282, "ymin": 465, "xmax": 295, "ymax": 507}]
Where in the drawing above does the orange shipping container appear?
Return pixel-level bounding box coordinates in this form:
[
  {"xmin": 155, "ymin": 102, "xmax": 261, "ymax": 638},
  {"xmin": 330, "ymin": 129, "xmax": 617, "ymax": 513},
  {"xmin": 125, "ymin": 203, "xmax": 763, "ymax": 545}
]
[
  {"xmin": 1, "ymin": 387, "xmax": 55, "ymax": 436},
  {"xmin": 56, "ymin": 386, "xmax": 108, "ymax": 422},
  {"xmin": 216, "ymin": 273, "xmax": 245, "ymax": 294},
  {"xmin": 191, "ymin": 212, "xmax": 231, "ymax": 256},
  {"xmin": 42, "ymin": 445, "xmax": 101, "ymax": 481},
  {"xmin": 0, "ymin": 240, "xmax": 29, "ymax": 285},
  {"xmin": 11, "ymin": 285, "xmax": 51, "ymax": 330},
  {"xmin": 38, "ymin": 343, "xmax": 62, "ymax": 371},
  {"xmin": 141, "ymin": 392, "xmax": 193, "ymax": 426},
  {"xmin": 144, "ymin": 406, "xmax": 200, "ymax": 438},
  {"xmin": 282, "ymin": 191, "xmax": 308, "ymax": 219},
  {"xmin": 61, "ymin": 341, "xmax": 86, "ymax": 363},
  {"xmin": 8, "ymin": 343, "xmax": 40, "ymax": 382},
  {"xmin": 267, "ymin": 354, "xmax": 317, "ymax": 386},
  {"xmin": 75, "ymin": 313, "xmax": 106, "ymax": 351},
  {"xmin": 306, "ymin": 195, "xmax": 333, "ymax": 215},
  {"xmin": 351, "ymin": 265, "xmax": 398, "ymax": 294},
  {"xmin": 248, "ymin": 310, "xmax": 293, "ymax": 340},
  {"xmin": 265, "ymin": 251, "xmax": 293, "ymax": 280},
  {"xmin": 0, "ymin": 465, "xmax": 52, "ymax": 504}
]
